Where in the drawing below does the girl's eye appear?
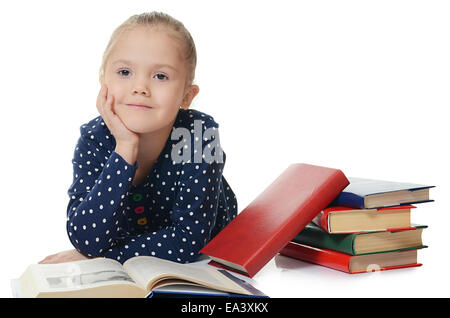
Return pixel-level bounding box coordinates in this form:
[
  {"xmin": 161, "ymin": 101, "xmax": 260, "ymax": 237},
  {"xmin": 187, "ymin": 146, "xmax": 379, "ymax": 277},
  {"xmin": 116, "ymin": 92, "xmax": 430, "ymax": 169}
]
[
  {"xmin": 117, "ymin": 70, "xmax": 168, "ymax": 80},
  {"xmin": 154, "ymin": 73, "xmax": 168, "ymax": 80},
  {"xmin": 118, "ymin": 69, "xmax": 130, "ymax": 77}
]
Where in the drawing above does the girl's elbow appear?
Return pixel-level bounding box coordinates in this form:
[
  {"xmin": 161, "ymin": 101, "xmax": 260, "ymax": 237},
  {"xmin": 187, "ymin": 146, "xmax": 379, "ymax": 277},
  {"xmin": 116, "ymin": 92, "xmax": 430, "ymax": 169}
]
[{"xmin": 66, "ymin": 224, "xmax": 103, "ymax": 258}]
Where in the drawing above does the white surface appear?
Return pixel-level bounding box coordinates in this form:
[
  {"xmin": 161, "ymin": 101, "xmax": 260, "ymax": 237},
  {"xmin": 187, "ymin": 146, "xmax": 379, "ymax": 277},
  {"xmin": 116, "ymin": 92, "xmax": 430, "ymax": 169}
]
[
  {"xmin": 251, "ymin": 252, "xmax": 436, "ymax": 298},
  {"xmin": 1, "ymin": 0, "xmax": 449, "ymax": 298}
]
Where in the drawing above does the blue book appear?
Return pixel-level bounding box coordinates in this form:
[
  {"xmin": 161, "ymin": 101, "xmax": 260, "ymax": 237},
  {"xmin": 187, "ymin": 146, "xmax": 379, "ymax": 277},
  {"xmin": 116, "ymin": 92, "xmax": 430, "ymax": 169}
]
[
  {"xmin": 331, "ymin": 177, "xmax": 435, "ymax": 209},
  {"xmin": 148, "ymin": 270, "xmax": 268, "ymax": 298}
]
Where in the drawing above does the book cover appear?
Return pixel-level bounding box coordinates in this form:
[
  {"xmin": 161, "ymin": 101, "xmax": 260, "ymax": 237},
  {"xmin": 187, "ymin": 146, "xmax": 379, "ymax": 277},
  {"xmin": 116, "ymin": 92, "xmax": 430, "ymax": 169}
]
[
  {"xmin": 331, "ymin": 177, "xmax": 435, "ymax": 209},
  {"xmin": 148, "ymin": 270, "xmax": 268, "ymax": 298},
  {"xmin": 199, "ymin": 163, "xmax": 349, "ymax": 277},
  {"xmin": 279, "ymin": 242, "xmax": 422, "ymax": 274},
  {"xmin": 292, "ymin": 222, "xmax": 427, "ymax": 256}
]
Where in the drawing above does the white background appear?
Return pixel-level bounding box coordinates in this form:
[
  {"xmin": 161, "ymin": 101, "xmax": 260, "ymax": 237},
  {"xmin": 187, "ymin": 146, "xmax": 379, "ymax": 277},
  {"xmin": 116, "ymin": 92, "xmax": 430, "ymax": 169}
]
[{"xmin": 0, "ymin": 0, "xmax": 448, "ymax": 298}]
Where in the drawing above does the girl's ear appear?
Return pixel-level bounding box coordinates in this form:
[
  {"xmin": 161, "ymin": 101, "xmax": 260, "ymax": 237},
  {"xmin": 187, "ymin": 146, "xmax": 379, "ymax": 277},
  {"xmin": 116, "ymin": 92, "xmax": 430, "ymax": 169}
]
[{"xmin": 180, "ymin": 85, "xmax": 200, "ymax": 110}]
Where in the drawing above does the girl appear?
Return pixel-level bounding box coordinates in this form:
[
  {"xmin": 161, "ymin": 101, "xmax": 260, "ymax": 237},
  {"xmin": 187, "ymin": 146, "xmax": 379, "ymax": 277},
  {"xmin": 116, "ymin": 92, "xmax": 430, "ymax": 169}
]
[{"xmin": 39, "ymin": 12, "xmax": 237, "ymax": 264}]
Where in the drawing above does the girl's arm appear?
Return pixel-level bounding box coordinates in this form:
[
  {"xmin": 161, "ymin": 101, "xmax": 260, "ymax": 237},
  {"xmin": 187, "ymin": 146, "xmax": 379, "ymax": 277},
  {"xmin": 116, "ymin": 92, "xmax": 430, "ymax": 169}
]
[{"xmin": 66, "ymin": 132, "xmax": 138, "ymax": 258}]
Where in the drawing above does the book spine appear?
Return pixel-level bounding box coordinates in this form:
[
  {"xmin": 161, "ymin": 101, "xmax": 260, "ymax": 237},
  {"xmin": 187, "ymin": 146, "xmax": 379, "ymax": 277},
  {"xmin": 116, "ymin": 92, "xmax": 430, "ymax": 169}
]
[
  {"xmin": 331, "ymin": 192, "xmax": 365, "ymax": 209},
  {"xmin": 279, "ymin": 242, "xmax": 351, "ymax": 273},
  {"xmin": 319, "ymin": 211, "xmax": 330, "ymax": 232},
  {"xmin": 292, "ymin": 224, "xmax": 357, "ymax": 255}
]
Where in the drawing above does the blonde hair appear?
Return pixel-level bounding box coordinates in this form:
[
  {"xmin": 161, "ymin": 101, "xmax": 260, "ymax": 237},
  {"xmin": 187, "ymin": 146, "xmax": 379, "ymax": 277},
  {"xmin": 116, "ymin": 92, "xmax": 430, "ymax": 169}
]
[{"xmin": 99, "ymin": 11, "xmax": 197, "ymax": 87}]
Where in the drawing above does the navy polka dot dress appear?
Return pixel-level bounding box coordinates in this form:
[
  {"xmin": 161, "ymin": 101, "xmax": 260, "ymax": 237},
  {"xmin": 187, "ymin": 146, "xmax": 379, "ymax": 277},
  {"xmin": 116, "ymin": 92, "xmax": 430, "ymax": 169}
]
[{"xmin": 66, "ymin": 108, "xmax": 238, "ymax": 264}]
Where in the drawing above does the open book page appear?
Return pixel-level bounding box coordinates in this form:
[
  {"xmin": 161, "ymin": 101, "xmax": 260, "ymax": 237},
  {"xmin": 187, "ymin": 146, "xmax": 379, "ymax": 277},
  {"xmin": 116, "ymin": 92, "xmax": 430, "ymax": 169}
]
[
  {"xmin": 123, "ymin": 256, "xmax": 251, "ymax": 295},
  {"xmin": 19, "ymin": 258, "xmax": 144, "ymax": 297}
]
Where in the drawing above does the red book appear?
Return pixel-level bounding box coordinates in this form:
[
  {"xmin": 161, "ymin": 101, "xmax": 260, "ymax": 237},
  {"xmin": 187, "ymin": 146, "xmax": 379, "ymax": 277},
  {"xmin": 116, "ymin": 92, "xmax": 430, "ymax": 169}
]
[
  {"xmin": 280, "ymin": 242, "xmax": 422, "ymax": 274},
  {"xmin": 199, "ymin": 163, "xmax": 349, "ymax": 277}
]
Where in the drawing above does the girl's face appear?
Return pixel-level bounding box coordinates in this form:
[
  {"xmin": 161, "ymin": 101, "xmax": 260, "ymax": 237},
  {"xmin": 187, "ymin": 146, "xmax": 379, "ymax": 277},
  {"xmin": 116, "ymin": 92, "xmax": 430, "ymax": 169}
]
[{"xmin": 101, "ymin": 26, "xmax": 197, "ymax": 134}]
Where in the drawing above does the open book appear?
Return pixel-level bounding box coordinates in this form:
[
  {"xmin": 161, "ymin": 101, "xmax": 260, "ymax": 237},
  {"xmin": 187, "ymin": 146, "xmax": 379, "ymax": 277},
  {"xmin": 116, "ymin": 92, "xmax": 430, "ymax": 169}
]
[{"xmin": 14, "ymin": 256, "xmax": 265, "ymax": 298}]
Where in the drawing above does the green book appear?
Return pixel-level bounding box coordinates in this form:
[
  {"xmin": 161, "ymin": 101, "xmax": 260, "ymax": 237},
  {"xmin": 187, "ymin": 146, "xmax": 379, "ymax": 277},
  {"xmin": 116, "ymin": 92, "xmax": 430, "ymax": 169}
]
[{"xmin": 292, "ymin": 222, "xmax": 427, "ymax": 256}]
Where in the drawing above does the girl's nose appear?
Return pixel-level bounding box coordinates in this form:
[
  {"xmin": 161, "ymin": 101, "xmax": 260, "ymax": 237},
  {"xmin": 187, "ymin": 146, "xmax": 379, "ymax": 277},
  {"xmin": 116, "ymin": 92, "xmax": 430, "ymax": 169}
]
[
  {"xmin": 133, "ymin": 83, "xmax": 150, "ymax": 96},
  {"xmin": 133, "ymin": 87, "xmax": 150, "ymax": 96}
]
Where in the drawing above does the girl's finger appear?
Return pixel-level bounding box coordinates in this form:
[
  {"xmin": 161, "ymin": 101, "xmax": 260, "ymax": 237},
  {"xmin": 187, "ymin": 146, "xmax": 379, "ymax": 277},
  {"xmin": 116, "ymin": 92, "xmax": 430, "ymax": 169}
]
[
  {"xmin": 101, "ymin": 99, "xmax": 112, "ymax": 124},
  {"xmin": 101, "ymin": 86, "xmax": 108, "ymax": 112},
  {"xmin": 107, "ymin": 93, "xmax": 117, "ymax": 116},
  {"xmin": 96, "ymin": 85, "xmax": 107, "ymax": 114},
  {"xmin": 102, "ymin": 94, "xmax": 116, "ymax": 127}
]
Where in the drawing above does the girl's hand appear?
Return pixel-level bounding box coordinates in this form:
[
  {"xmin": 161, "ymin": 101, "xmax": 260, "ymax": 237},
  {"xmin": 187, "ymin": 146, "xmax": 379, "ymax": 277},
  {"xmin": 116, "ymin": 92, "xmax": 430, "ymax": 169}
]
[
  {"xmin": 96, "ymin": 84, "xmax": 140, "ymax": 147},
  {"xmin": 38, "ymin": 249, "xmax": 91, "ymax": 264}
]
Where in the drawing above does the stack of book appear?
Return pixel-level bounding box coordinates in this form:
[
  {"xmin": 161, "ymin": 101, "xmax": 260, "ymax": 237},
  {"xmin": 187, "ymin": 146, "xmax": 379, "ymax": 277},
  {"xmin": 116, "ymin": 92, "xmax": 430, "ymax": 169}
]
[
  {"xmin": 279, "ymin": 177, "xmax": 435, "ymax": 273},
  {"xmin": 200, "ymin": 164, "xmax": 434, "ymax": 278}
]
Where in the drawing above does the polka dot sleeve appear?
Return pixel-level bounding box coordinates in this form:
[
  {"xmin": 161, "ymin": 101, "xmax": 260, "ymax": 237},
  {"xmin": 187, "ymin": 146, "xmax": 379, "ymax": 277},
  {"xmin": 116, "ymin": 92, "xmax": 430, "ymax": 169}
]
[
  {"xmin": 103, "ymin": 156, "xmax": 225, "ymax": 264},
  {"xmin": 66, "ymin": 134, "xmax": 138, "ymax": 257}
]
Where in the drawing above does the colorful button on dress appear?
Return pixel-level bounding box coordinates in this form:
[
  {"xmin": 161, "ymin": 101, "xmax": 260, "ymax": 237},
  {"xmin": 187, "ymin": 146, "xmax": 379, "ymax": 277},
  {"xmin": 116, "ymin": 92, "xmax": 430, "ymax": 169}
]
[{"xmin": 66, "ymin": 108, "xmax": 238, "ymax": 264}]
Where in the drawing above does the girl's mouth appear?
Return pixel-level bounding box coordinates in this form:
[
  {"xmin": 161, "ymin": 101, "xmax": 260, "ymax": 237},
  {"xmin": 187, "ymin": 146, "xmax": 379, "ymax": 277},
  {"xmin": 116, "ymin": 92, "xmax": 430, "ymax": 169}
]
[{"xmin": 126, "ymin": 104, "xmax": 153, "ymax": 109}]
